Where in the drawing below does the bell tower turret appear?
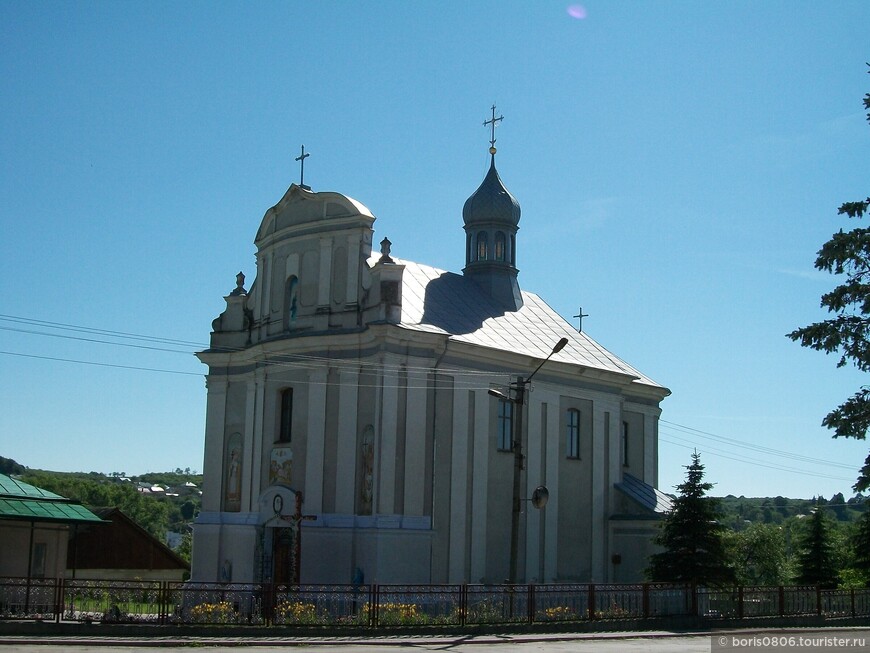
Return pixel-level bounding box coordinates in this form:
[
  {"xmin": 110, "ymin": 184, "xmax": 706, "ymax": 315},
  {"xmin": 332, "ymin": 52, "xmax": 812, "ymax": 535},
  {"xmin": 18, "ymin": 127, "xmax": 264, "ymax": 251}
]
[{"xmin": 462, "ymin": 105, "xmax": 523, "ymax": 311}]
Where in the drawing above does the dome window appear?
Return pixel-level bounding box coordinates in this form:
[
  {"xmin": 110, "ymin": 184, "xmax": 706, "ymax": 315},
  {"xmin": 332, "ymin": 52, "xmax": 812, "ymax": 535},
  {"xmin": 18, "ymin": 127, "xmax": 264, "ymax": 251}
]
[
  {"xmin": 476, "ymin": 231, "xmax": 489, "ymax": 261},
  {"xmin": 495, "ymin": 231, "xmax": 506, "ymax": 261}
]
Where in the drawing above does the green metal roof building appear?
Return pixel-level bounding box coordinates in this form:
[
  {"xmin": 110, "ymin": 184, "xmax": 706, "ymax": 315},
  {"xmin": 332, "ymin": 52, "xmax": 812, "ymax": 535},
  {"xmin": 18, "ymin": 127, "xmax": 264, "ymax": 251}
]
[{"xmin": 0, "ymin": 474, "xmax": 102, "ymax": 580}]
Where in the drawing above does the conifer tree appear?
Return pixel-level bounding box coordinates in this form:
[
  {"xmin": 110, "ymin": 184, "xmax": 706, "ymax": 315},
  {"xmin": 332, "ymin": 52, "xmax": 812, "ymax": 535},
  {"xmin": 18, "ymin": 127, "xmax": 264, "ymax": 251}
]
[
  {"xmin": 851, "ymin": 509, "xmax": 870, "ymax": 586},
  {"xmin": 646, "ymin": 451, "xmax": 736, "ymax": 587},
  {"xmin": 794, "ymin": 506, "xmax": 840, "ymax": 589}
]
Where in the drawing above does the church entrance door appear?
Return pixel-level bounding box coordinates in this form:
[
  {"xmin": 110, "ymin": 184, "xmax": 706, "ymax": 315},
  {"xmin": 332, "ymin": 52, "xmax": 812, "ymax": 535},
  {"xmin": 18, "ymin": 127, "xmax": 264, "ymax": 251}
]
[{"xmin": 271, "ymin": 527, "xmax": 297, "ymax": 586}]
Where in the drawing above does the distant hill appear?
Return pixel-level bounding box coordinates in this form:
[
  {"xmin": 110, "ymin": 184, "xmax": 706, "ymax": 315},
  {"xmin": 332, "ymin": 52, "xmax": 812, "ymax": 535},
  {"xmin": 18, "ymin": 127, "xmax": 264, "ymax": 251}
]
[
  {"xmin": 717, "ymin": 493, "xmax": 867, "ymax": 528},
  {"xmin": 0, "ymin": 456, "xmax": 26, "ymax": 476},
  {"xmin": 1, "ymin": 456, "xmax": 202, "ymax": 559}
]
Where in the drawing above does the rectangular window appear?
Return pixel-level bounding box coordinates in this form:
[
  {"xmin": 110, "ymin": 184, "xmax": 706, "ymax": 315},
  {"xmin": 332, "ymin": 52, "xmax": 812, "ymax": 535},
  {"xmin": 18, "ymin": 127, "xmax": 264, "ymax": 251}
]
[
  {"xmin": 622, "ymin": 421, "xmax": 630, "ymax": 466},
  {"xmin": 566, "ymin": 409, "xmax": 580, "ymax": 459},
  {"xmin": 30, "ymin": 542, "xmax": 47, "ymax": 578},
  {"xmin": 278, "ymin": 388, "xmax": 293, "ymax": 442},
  {"xmin": 497, "ymin": 399, "xmax": 513, "ymax": 451}
]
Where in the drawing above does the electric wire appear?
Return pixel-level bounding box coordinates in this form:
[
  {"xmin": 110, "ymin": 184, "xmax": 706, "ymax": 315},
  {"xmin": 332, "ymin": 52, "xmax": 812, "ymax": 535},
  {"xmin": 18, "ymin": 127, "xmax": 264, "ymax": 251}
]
[
  {"xmin": 660, "ymin": 419, "xmax": 856, "ymax": 470},
  {"xmin": 1, "ymin": 313, "xmax": 862, "ymax": 482}
]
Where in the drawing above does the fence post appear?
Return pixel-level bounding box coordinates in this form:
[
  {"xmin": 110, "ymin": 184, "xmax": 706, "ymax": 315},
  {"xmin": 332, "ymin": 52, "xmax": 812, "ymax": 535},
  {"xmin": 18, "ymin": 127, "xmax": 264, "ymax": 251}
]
[
  {"xmin": 588, "ymin": 583, "xmax": 596, "ymax": 620},
  {"xmin": 642, "ymin": 583, "xmax": 650, "ymax": 619},
  {"xmin": 460, "ymin": 583, "xmax": 467, "ymax": 627},
  {"xmin": 690, "ymin": 583, "xmax": 698, "ymax": 617},
  {"xmin": 528, "ymin": 583, "xmax": 535, "ymax": 624},
  {"xmin": 371, "ymin": 584, "xmax": 379, "ymax": 628},
  {"xmin": 778, "ymin": 586, "xmax": 785, "ymax": 616},
  {"xmin": 54, "ymin": 577, "xmax": 63, "ymax": 624},
  {"xmin": 851, "ymin": 588, "xmax": 856, "ymax": 618},
  {"xmin": 737, "ymin": 585, "xmax": 744, "ymax": 620},
  {"xmin": 816, "ymin": 585, "xmax": 822, "ymax": 617},
  {"xmin": 157, "ymin": 581, "xmax": 165, "ymax": 625}
]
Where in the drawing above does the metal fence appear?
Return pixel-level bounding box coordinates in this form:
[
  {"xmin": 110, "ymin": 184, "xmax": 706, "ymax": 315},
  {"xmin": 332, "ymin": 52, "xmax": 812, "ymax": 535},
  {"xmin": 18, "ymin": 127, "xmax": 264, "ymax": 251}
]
[{"xmin": 1, "ymin": 577, "xmax": 868, "ymax": 627}]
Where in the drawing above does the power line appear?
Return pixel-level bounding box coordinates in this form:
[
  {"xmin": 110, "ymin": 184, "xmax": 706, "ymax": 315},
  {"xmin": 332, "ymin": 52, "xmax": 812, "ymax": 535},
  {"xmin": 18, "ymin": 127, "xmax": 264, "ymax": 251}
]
[
  {"xmin": 1, "ymin": 313, "xmax": 861, "ymax": 482},
  {"xmin": 658, "ymin": 435, "xmax": 855, "ymax": 483},
  {"xmin": 660, "ymin": 419, "xmax": 856, "ymax": 471},
  {"xmin": 0, "ymin": 351, "xmax": 202, "ymax": 376}
]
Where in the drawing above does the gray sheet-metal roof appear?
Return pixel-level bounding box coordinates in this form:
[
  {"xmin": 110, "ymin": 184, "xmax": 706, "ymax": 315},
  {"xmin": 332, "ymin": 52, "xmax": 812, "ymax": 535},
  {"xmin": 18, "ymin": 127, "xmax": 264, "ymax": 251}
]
[
  {"xmin": 615, "ymin": 473, "xmax": 674, "ymax": 514},
  {"xmin": 378, "ymin": 256, "xmax": 667, "ymax": 391}
]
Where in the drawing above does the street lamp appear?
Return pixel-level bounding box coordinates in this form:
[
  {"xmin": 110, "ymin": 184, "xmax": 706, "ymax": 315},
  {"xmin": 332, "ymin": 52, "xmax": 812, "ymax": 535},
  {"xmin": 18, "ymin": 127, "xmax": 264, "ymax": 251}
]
[{"xmin": 488, "ymin": 337, "xmax": 568, "ymax": 584}]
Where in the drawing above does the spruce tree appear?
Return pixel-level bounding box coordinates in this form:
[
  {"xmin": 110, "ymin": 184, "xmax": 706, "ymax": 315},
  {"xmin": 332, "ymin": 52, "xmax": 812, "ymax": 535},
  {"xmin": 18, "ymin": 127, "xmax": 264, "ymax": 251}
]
[
  {"xmin": 794, "ymin": 506, "xmax": 839, "ymax": 589},
  {"xmin": 646, "ymin": 451, "xmax": 736, "ymax": 587},
  {"xmin": 850, "ymin": 509, "xmax": 870, "ymax": 586}
]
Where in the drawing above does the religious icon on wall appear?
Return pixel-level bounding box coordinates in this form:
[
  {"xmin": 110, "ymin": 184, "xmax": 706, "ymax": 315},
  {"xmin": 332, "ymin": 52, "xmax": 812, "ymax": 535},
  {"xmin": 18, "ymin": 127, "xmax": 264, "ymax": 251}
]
[
  {"xmin": 359, "ymin": 426, "xmax": 374, "ymax": 515},
  {"xmin": 270, "ymin": 446, "xmax": 293, "ymax": 487},
  {"xmin": 225, "ymin": 433, "xmax": 242, "ymax": 511}
]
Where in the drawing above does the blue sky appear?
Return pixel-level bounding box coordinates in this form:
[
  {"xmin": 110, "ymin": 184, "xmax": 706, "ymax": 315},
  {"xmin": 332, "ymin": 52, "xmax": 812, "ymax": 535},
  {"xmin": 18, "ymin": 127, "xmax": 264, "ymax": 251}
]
[{"xmin": 1, "ymin": 1, "xmax": 868, "ymax": 499}]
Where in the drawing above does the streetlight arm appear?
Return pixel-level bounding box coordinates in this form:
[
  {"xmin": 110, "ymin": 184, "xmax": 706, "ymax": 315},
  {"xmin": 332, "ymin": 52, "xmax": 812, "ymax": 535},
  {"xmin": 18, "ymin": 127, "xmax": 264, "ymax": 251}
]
[{"xmin": 525, "ymin": 337, "xmax": 569, "ymax": 385}]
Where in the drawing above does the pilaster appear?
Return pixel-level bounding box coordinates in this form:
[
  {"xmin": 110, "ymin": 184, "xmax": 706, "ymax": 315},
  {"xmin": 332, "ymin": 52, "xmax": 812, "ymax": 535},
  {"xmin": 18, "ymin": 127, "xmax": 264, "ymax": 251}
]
[
  {"xmin": 378, "ymin": 365, "xmax": 399, "ymax": 514},
  {"xmin": 305, "ymin": 368, "xmax": 328, "ymax": 512},
  {"xmin": 403, "ymin": 371, "xmax": 427, "ymax": 516},
  {"xmin": 335, "ymin": 368, "xmax": 360, "ymax": 513},
  {"xmin": 448, "ymin": 386, "xmax": 470, "ymax": 582}
]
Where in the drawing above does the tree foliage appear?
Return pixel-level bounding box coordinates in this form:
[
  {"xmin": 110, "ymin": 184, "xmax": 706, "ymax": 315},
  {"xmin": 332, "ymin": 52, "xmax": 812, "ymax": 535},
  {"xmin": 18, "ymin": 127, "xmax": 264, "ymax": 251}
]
[
  {"xmin": 20, "ymin": 470, "xmax": 171, "ymax": 540},
  {"xmin": 788, "ymin": 68, "xmax": 870, "ymax": 492},
  {"xmin": 794, "ymin": 507, "xmax": 840, "ymax": 589},
  {"xmin": 647, "ymin": 451, "xmax": 737, "ymax": 587},
  {"xmin": 852, "ymin": 509, "xmax": 870, "ymax": 586},
  {"xmin": 724, "ymin": 523, "xmax": 791, "ymax": 586}
]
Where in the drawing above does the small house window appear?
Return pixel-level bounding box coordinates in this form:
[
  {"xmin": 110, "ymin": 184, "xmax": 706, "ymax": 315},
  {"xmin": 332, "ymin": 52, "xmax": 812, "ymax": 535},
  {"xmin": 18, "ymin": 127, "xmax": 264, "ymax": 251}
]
[
  {"xmin": 566, "ymin": 409, "xmax": 580, "ymax": 459},
  {"xmin": 30, "ymin": 542, "xmax": 47, "ymax": 578}
]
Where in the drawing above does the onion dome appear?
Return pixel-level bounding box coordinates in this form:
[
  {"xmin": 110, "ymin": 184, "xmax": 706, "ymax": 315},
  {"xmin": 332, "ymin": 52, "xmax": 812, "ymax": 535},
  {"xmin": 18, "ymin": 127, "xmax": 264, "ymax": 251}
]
[{"xmin": 462, "ymin": 156, "xmax": 521, "ymax": 227}]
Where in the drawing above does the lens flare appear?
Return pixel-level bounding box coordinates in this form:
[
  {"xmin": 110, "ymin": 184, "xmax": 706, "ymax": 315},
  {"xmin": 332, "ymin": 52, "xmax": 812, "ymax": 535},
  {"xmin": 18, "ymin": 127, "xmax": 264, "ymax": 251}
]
[{"xmin": 567, "ymin": 4, "xmax": 587, "ymax": 19}]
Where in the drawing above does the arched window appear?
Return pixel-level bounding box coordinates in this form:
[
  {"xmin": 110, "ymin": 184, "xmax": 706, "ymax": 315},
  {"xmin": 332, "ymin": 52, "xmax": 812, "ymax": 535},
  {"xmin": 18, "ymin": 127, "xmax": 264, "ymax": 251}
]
[
  {"xmin": 476, "ymin": 231, "xmax": 488, "ymax": 261},
  {"xmin": 495, "ymin": 231, "xmax": 506, "ymax": 261},
  {"xmin": 622, "ymin": 421, "xmax": 630, "ymax": 466},
  {"xmin": 566, "ymin": 409, "xmax": 580, "ymax": 459},
  {"xmin": 278, "ymin": 388, "xmax": 293, "ymax": 443}
]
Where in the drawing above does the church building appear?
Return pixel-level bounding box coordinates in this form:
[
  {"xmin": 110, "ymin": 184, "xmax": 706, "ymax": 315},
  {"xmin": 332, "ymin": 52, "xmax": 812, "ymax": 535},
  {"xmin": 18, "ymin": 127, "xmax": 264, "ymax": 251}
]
[{"xmin": 192, "ymin": 114, "xmax": 671, "ymax": 585}]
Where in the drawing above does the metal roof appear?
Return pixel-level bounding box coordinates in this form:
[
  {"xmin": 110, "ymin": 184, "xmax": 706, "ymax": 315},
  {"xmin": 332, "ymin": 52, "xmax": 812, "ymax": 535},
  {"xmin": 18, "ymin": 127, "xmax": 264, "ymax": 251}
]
[
  {"xmin": 615, "ymin": 473, "xmax": 674, "ymax": 514},
  {"xmin": 462, "ymin": 158, "xmax": 521, "ymax": 227},
  {"xmin": 380, "ymin": 256, "xmax": 668, "ymax": 392},
  {"xmin": 0, "ymin": 474, "xmax": 104, "ymax": 524}
]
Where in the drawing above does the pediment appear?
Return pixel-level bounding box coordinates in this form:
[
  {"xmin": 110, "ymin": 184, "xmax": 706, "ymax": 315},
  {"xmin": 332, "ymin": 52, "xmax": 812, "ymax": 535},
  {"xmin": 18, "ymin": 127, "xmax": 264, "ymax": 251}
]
[{"xmin": 256, "ymin": 184, "xmax": 375, "ymax": 244}]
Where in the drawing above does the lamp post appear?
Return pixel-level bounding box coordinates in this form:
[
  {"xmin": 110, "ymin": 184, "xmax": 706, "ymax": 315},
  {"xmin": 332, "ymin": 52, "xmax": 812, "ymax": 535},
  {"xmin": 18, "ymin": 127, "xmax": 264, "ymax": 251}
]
[{"xmin": 489, "ymin": 337, "xmax": 568, "ymax": 584}]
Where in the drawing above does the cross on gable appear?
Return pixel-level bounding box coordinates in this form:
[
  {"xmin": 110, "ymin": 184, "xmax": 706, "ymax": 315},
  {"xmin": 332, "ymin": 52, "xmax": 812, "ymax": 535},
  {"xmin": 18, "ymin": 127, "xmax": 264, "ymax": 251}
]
[{"xmin": 295, "ymin": 144, "xmax": 310, "ymax": 188}]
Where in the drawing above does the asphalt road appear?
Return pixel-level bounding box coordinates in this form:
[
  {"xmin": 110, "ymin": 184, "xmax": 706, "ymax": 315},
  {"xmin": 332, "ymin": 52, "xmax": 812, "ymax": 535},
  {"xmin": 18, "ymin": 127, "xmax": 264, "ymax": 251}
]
[{"xmin": 2, "ymin": 628, "xmax": 869, "ymax": 653}]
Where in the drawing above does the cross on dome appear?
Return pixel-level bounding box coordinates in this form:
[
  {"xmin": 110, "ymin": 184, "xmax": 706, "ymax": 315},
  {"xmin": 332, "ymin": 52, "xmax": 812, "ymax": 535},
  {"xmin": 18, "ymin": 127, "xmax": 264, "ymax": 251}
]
[{"xmin": 483, "ymin": 104, "xmax": 503, "ymax": 155}]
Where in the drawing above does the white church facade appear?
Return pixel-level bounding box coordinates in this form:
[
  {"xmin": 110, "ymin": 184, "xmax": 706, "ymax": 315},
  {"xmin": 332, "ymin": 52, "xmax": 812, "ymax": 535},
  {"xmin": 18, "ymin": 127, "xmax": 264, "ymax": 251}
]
[{"xmin": 191, "ymin": 131, "xmax": 671, "ymax": 586}]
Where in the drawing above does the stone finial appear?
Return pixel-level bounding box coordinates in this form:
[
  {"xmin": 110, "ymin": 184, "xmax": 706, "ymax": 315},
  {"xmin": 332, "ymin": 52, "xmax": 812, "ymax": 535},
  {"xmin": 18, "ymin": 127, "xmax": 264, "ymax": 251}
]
[
  {"xmin": 230, "ymin": 271, "xmax": 247, "ymax": 296},
  {"xmin": 379, "ymin": 237, "xmax": 394, "ymax": 263}
]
